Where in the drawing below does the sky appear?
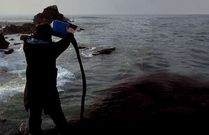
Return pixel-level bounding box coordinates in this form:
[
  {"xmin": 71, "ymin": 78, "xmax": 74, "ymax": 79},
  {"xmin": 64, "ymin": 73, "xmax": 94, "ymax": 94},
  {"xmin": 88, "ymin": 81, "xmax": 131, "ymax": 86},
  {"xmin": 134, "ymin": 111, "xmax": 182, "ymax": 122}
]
[{"xmin": 0, "ymin": 0, "xmax": 209, "ymax": 15}]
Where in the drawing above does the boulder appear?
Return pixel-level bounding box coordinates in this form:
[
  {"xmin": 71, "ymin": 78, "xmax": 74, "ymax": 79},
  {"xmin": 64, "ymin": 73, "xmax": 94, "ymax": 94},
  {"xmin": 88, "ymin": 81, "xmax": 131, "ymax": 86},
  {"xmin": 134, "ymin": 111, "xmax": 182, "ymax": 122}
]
[
  {"xmin": 33, "ymin": 5, "xmax": 65, "ymax": 24},
  {"xmin": 79, "ymin": 72, "xmax": 209, "ymax": 132},
  {"xmin": 4, "ymin": 48, "xmax": 14, "ymax": 54},
  {"xmin": 40, "ymin": 72, "xmax": 209, "ymax": 134},
  {"xmin": 2, "ymin": 23, "xmax": 34, "ymax": 35},
  {"xmin": 0, "ymin": 33, "xmax": 9, "ymax": 49},
  {"xmin": 15, "ymin": 72, "xmax": 209, "ymax": 134},
  {"xmin": 93, "ymin": 47, "xmax": 116, "ymax": 55}
]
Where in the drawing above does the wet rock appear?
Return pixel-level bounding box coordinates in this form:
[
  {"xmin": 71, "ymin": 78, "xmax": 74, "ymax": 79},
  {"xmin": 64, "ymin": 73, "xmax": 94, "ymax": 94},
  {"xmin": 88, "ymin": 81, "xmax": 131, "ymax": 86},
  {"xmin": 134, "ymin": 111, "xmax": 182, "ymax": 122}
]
[
  {"xmin": 33, "ymin": 5, "xmax": 65, "ymax": 24},
  {"xmin": 20, "ymin": 34, "xmax": 31, "ymax": 41},
  {"xmin": 93, "ymin": 47, "xmax": 116, "ymax": 55},
  {"xmin": 13, "ymin": 43, "xmax": 22, "ymax": 46},
  {"xmin": 78, "ymin": 46, "xmax": 87, "ymax": 49},
  {"xmin": 77, "ymin": 28, "xmax": 85, "ymax": 32},
  {"xmin": 32, "ymin": 72, "xmax": 209, "ymax": 134},
  {"xmin": 80, "ymin": 72, "xmax": 209, "ymax": 132},
  {"xmin": 0, "ymin": 119, "xmax": 7, "ymax": 123},
  {"xmin": 2, "ymin": 23, "xmax": 34, "ymax": 35},
  {"xmin": 4, "ymin": 48, "xmax": 14, "ymax": 54},
  {"xmin": 9, "ymin": 72, "xmax": 209, "ymax": 134},
  {"xmin": 0, "ymin": 33, "xmax": 9, "ymax": 49}
]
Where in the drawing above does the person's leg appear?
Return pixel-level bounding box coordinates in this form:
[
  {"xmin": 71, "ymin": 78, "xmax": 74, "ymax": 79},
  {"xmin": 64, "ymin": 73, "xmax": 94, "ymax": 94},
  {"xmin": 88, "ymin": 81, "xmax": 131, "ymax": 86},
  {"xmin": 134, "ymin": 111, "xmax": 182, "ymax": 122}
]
[
  {"xmin": 29, "ymin": 106, "xmax": 43, "ymax": 135},
  {"xmin": 47, "ymin": 104, "xmax": 68, "ymax": 135}
]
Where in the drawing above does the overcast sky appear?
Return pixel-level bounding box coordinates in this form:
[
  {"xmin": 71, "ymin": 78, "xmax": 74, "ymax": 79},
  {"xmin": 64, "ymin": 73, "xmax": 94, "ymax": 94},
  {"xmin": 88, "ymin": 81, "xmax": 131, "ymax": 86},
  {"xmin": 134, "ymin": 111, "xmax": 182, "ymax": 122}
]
[{"xmin": 0, "ymin": 0, "xmax": 209, "ymax": 15}]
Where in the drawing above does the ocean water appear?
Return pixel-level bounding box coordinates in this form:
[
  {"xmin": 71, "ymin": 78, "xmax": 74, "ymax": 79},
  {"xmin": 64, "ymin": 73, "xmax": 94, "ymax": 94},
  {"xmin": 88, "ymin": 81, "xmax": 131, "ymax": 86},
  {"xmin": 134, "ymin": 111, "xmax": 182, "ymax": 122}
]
[{"xmin": 1, "ymin": 15, "xmax": 209, "ymax": 128}]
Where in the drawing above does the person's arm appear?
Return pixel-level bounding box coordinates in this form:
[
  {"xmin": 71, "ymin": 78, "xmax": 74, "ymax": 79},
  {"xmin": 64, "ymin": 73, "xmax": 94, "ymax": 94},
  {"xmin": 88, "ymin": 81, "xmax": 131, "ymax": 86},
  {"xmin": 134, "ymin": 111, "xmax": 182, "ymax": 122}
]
[{"xmin": 54, "ymin": 28, "xmax": 75, "ymax": 58}]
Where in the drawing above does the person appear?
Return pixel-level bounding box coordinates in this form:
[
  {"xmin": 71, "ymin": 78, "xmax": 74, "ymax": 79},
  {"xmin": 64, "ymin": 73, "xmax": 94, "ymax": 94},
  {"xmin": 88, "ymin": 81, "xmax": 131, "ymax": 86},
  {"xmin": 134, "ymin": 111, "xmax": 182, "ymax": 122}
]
[{"xmin": 22, "ymin": 23, "xmax": 76, "ymax": 135}]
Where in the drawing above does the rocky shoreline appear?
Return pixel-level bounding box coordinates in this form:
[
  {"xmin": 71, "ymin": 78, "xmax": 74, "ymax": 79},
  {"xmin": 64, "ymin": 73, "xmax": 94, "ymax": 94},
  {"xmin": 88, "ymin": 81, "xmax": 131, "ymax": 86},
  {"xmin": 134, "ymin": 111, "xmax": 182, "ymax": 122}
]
[
  {"xmin": 2, "ymin": 72, "xmax": 209, "ymax": 134},
  {"xmin": 0, "ymin": 5, "xmax": 66, "ymax": 35}
]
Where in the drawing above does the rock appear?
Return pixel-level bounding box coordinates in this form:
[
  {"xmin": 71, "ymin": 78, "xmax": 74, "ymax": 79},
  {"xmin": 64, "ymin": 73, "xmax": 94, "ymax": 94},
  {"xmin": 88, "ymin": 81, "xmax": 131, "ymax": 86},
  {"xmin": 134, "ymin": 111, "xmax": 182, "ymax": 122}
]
[
  {"xmin": 2, "ymin": 23, "xmax": 34, "ymax": 35},
  {"xmin": 13, "ymin": 43, "xmax": 22, "ymax": 46},
  {"xmin": 20, "ymin": 34, "xmax": 31, "ymax": 41},
  {"xmin": 80, "ymin": 72, "xmax": 209, "ymax": 132},
  {"xmin": 0, "ymin": 33, "xmax": 9, "ymax": 49},
  {"xmin": 75, "ymin": 73, "xmax": 209, "ymax": 133},
  {"xmin": 0, "ymin": 119, "xmax": 7, "ymax": 123},
  {"xmin": 93, "ymin": 47, "xmax": 116, "ymax": 55},
  {"xmin": 77, "ymin": 28, "xmax": 85, "ymax": 32},
  {"xmin": 78, "ymin": 46, "xmax": 87, "ymax": 49},
  {"xmin": 88, "ymin": 73, "xmax": 206, "ymax": 115},
  {"xmin": 33, "ymin": 5, "xmax": 65, "ymax": 24},
  {"xmin": 10, "ymin": 72, "xmax": 209, "ymax": 134},
  {"xmin": 4, "ymin": 48, "xmax": 14, "ymax": 54},
  {"xmin": 33, "ymin": 72, "xmax": 209, "ymax": 135},
  {"xmin": 2, "ymin": 5, "xmax": 68, "ymax": 35}
]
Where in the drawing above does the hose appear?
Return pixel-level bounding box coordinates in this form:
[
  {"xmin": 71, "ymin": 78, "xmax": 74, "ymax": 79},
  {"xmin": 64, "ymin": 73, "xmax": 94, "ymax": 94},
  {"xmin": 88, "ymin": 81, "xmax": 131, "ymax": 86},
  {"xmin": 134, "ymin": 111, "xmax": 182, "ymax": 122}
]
[{"xmin": 71, "ymin": 37, "xmax": 87, "ymax": 119}]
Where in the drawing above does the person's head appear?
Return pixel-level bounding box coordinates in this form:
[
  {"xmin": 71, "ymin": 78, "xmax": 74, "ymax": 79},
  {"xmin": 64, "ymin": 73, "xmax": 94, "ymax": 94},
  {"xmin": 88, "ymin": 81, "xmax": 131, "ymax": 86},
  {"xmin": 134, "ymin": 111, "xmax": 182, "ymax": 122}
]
[{"xmin": 32, "ymin": 23, "xmax": 53, "ymax": 42}]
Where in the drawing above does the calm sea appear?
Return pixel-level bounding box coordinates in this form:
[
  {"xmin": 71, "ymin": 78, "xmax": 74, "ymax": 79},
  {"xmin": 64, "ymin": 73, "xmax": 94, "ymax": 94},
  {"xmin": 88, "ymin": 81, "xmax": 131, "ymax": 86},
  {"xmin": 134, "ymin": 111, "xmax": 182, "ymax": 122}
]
[{"xmin": 0, "ymin": 14, "xmax": 209, "ymax": 129}]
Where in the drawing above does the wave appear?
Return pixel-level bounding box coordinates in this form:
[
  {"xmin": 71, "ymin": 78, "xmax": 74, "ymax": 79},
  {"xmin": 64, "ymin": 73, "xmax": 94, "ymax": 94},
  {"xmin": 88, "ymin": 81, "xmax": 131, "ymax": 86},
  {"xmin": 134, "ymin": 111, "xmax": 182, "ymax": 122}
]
[
  {"xmin": 57, "ymin": 66, "xmax": 76, "ymax": 90},
  {"xmin": 79, "ymin": 47, "xmax": 96, "ymax": 58},
  {"xmin": 0, "ymin": 66, "xmax": 75, "ymax": 101},
  {"xmin": 0, "ymin": 78, "xmax": 25, "ymax": 101}
]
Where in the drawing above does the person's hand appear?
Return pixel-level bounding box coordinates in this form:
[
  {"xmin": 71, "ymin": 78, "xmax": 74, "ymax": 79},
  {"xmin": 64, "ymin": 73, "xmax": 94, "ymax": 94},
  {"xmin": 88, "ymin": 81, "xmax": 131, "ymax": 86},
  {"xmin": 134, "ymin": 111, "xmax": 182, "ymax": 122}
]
[{"xmin": 66, "ymin": 27, "xmax": 75, "ymax": 34}]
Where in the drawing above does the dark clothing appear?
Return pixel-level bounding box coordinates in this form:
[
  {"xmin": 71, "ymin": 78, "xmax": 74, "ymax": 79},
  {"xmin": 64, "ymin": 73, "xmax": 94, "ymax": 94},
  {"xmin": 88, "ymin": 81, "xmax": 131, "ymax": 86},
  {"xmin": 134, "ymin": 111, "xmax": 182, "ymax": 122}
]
[
  {"xmin": 23, "ymin": 33, "xmax": 74, "ymax": 134},
  {"xmin": 29, "ymin": 103, "xmax": 68, "ymax": 135}
]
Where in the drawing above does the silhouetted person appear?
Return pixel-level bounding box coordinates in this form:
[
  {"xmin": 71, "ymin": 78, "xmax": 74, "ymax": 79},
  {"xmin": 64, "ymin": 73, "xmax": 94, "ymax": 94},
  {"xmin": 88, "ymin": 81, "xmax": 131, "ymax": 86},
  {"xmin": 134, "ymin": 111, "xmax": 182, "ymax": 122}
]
[{"xmin": 23, "ymin": 23, "xmax": 75, "ymax": 135}]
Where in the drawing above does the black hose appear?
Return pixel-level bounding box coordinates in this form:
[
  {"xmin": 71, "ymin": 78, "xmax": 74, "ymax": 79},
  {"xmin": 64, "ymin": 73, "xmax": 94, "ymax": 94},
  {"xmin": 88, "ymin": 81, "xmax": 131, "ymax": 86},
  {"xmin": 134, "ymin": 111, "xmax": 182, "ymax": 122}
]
[{"xmin": 71, "ymin": 37, "xmax": 87, "ymax": 119}]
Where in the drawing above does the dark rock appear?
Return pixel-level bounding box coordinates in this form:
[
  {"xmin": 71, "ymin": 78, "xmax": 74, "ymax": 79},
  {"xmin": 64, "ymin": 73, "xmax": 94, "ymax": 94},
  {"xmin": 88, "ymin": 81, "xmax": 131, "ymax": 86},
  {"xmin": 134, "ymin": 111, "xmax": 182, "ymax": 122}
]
[
  {"xmin": 32, "ymin": 72, "xmax": 209, "ymax": 134},
  {"xmin": 20, "ymin": 34, "xmax": 31, "ymax": 41},
  {"xmin": 4, "ymin": 48, "xmax": 14, "ymax": 54},
  {"xmin": 78, "ymin": 46, "xmax": 87, "ymax": 49},
  {"xmin": 80, "ymin": 72, "xmax": 209, "ymax": 132},
  {"xmin": 0, "ymin": 119, "xmax": 7, "ymax": 123},
  {"xmin": 13, "ymin": 43, "xmax": 22, "ymax": 46},
  {"xmin": 33, "ymin": 5, "xmax": 65, "ymax": 24},
  {"xmin": 77, "ymin": 28, "xmax": 85, "ymax": 32},
  {"xmin": 79, "ymin": 28, "xmax": 85, "ymax": 31},
  {"xmin": 2, "ymin": 23, "xmax": 34, "ymax": 35},
  {"xmin": 88, "ymin": 73, "xmax": 209, "ymax": 116},
  {"xmin": 93, "ymin": 47, "xmax": 116, "ymax": 55},
  {"xmin": 0, "ymin": 33, "xmax": 9, "ymax": 49},
  {"xmin": 2, "ymin": 5, "xmax": 67, "ymax": 35},
  {"xmin": 12, "ymin": 72, "xmax": 209, "ymax": 134}
]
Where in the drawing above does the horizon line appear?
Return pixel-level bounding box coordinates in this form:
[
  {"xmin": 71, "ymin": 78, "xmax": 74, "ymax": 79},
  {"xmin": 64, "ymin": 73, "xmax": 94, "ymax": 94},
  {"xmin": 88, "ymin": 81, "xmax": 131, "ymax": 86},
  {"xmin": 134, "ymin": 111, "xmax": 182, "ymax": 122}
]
[{"xmin": 0, "ymin": 13, "xmax": 209, "ymax": 16}]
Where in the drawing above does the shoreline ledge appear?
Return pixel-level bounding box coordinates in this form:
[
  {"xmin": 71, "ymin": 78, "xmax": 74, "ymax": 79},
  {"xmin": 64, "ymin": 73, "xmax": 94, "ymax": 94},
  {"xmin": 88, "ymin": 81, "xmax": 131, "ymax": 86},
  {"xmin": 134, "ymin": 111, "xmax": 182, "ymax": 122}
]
[{"xmin": 9, "ymin": 72, "xmax": 209, "ymax": 134}]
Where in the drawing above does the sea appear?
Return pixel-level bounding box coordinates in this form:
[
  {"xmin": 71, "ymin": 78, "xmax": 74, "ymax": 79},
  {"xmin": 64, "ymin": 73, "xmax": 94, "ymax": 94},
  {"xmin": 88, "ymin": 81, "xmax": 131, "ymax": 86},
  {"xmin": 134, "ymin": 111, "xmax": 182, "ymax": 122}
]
[{"xmin": 0, "ymin": 14, "xmax": 209, "ymax": 130}]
